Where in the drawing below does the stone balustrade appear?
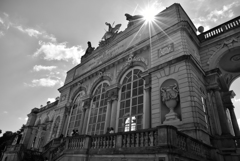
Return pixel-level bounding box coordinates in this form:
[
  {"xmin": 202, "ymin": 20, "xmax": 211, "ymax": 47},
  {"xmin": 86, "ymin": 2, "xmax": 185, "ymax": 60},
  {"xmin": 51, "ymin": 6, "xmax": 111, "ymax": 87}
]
[
  {"xmin": 198, "ymin": 16, "xmax": 240, "ymax": 41},
  {"xmin": 49, "ymin": 125, "xmax": 214, "ymax": 161}
]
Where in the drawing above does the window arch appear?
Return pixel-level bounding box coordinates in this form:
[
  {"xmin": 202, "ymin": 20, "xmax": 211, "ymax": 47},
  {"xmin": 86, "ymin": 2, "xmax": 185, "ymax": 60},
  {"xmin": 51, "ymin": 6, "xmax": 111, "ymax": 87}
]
[
  {"xmin": 67, "ymin": 91, "xmax": 85, "ymax": 135},
  {"xmin": 87, "ymin": 82, "xmax": 109, "ymax": 135},
  {"xmin": 118, "ymin": 68, "xmax": 144, "ymax": 132}
]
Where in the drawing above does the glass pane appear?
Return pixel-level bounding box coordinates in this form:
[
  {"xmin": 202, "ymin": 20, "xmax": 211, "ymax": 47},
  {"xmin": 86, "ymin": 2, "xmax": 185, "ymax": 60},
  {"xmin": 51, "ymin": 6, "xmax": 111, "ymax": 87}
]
[
  {"xmin": 123, "ymin": 78, "xmax": 127, "ymax": 84},
  {"xmin": 125, "ymin": 107, "xmax": 130, "ymax": 114},
  {"xmin": 138, "ymin": 96, "xmax": 143, "ymax": 104},
  {"xmin": 126, "ymin": 71, "xmax": 132, "ymax": 78},
  {"xmin": 127, "ymin": 83, "xmax": 131, "ymax": 90},
  {"xmin": 133, "ymin": 75, "xmax": 138, "ymax": 81},
  {"xmin": 139, "ymin": 79, "xmax": 143, "ymax": 86},
  {"xmin": 132, "ymin": 106, "xmax": 137, "ymax": 115},
  {"xmin": 138, "ymin": 104, "xmax": 143, "ymax": 114},
  {"xmin": 120, "ymin": 110, "xmax": 124, "ymax": 117},
  {"xmin": 126, "ymin": 91, "xmax": 131, "ymax": 98},
  {"xmin": 133, "ymin": 88, "xmax": 137, "ymax": 96},
  {"xmin": 132, "ymin": 97, "xmax": 137, "ymax": 106},
  {"xmin": 126, "ymin": 100, "xmax": 130, "ymax": 107},
  {"xmin": 120, "ymin": 102, "xmax": 125, "ymax": 109},
  {"xmin": 133, "ymin": 81, "xmax": 138, "ymax": 88},
  {"xmin": 122, "ymin": 85, "xmax": 126, "ymax": 92},
  {"xmin": 138, "ymin": 86, "xmax": 143, "ymax": 95},
  {"xmin": 121, "ymin": 92, "xmax": 125, "ymax": 100}
]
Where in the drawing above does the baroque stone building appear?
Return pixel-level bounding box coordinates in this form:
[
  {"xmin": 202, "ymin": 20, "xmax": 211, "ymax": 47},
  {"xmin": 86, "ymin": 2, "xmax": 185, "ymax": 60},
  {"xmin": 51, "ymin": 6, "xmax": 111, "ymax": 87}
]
[{"xmin": 2, "ymin": 3, "xmax": 240, "ymax": 161}]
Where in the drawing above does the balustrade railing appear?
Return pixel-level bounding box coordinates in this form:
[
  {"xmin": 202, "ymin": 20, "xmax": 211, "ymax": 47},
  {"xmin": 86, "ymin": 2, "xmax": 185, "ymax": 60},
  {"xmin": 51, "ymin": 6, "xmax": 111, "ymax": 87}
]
[
  {"xmin": 91, "ymin": 134, "xmax": 116, "ymax": 149},
  {"xmin": 48, "ymin": 125, "xmax": 214, "ymax": 160},
  {"xmin": 198, "ymin": 16, "xmax": 240, "ymax": 41},
  {"xmin": 121, "ymin": 129, "xmax": 157, "ymax": 148},
  {"xmin": 68, "ymin": 136, "xmax": 84, "ymax": 149}
]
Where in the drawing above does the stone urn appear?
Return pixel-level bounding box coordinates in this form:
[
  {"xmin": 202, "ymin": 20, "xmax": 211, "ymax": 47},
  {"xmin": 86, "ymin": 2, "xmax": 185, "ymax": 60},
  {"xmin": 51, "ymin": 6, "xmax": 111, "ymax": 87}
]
[{"xmin": 161, "ymin": 83, "xmax": 180, "ymax": 123}]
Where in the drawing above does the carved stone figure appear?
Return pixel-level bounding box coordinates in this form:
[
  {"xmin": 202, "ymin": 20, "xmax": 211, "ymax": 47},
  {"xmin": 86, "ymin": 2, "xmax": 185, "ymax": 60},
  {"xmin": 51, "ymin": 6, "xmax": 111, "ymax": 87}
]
[
  {"xmin": 85, "ymin": 41, "xmax": 95, "ymax": 56},
  {"xmin": 125, "ymin": 13, "xmax": 143, "ymax": 28},
  {"xmin": 102, "ymin": 22, "xmax": 121, "ymax": 40},
  {"xmin": 160, "ymin": 83, "xmax": 180, "ymax": 123}
]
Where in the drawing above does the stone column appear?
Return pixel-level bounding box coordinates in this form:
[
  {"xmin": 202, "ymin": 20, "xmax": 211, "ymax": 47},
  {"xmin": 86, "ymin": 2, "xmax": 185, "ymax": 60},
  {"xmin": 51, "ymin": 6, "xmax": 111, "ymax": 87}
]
[
  {"xmin": 79, "ymin": 108, "xmax": 86, "ymax": 134},
  {"xmin": 228, "ymin": 105, "xmax": 240, "ymax": 136},
  {"xmin": 104, "ymin": 99, "xmax": 112, "ymax": 133},
  {"xmin": 222, "ymin": 91, "xmax": 240, "ymax": 137},
  {"xmin": 81, "ymin": 98, "xmax": 91, "ymax": 134},
  {"xmin": 109, "ymin": 88, "xmax": 119, "ymax": 131},
  {"xmin": 140, "ymin": 72, "xmax": 151, "ymax": 129},
  {"xmin": 110, "ymin": 96, "xmax": 118, "ymax": 129},
  {"xmin": 214, "ymin": 90, "xmax": 231, "ymax": 135}
]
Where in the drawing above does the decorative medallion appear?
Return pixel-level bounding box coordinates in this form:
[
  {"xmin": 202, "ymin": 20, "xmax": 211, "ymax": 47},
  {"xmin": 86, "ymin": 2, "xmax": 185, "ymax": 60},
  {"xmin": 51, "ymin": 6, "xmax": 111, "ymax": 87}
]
[{"xmin": 230, "ymin": 54, "xmax": 240, "ymax": 62}]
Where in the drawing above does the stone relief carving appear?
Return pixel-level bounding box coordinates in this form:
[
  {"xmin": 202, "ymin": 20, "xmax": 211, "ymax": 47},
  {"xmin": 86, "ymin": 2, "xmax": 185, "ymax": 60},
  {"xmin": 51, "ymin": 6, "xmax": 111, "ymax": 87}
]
[
  {"xmin": 92, "ymin": 71, "xmax": 113, "ymax": 84},
  {"xmin": 158, "ymin": 43, "xmax": 174, "ymax": 57},
  {"xmin": 207, "ymin": 35, "xmax": 240, "ymax": 65},
  {"xmin": 160, "ymin": 83, "xmax": 180, "ymax": 123},
  {"xmin": 60, "ymin": 94, "xmax": 67, "ymax": 102}
]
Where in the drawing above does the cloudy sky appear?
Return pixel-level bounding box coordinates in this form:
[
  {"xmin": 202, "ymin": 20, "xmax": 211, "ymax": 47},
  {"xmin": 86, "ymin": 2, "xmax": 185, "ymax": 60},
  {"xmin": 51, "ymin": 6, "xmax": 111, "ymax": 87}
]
[{"xmin": 0, "ymin": 0, "xmax": 240, "ymax": 135}]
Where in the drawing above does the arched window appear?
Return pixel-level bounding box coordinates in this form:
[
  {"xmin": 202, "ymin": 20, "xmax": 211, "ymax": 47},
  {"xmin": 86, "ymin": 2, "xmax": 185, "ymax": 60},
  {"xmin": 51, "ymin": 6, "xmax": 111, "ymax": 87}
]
[
  {"xmin": 118, "ymin": 68, "xmax": 144, "ymax": 132},
  {"xmin": 88, "ymin": 82, "xmax": 109, "ymax": 135},
  {"xmin": 67, "ymin": 91, "xmax": 85, "ymax": 135}
]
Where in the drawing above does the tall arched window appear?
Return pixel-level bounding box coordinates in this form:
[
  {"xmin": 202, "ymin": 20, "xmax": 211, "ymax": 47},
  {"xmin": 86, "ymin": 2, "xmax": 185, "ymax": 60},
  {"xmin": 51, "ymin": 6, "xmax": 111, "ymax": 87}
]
[
  {"xmin": 88, "ymin": 82, "xmax": 109, "ymax": 135},
  {"xmin": 67, "ymin": 91, "xmax": 85, "ymax": 135},
  {"xmin": 118, "ymin": 68, "xmax": 144, "ymax": 132}
]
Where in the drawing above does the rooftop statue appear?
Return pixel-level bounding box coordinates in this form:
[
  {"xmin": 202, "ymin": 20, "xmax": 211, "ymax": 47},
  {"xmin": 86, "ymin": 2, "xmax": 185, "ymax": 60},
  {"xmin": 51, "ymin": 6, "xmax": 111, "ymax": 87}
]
[
  {"xmin": 82, "ymin": 41, "xmax": 95, "ymax": 60},
  {"xmin": 102, "ymin": 22, "xmax": 121, "ymax": 40},
  {"xmin": 125, "ymin": 13, "xmax": 143, "ymax": 28}
]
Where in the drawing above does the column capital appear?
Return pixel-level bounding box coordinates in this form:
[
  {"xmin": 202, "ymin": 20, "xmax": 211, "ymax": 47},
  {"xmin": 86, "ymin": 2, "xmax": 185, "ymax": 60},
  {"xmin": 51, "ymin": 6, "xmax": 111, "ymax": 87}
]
[
  {"xmin": 106, "ymin": 84, "xmax": 120, "ymax": 101},
  {"xmin": 140, "ymin": 71, "xmax": 151, "ymax": 88},
  {"xmin": 206, "ymin": 68, "xmax": 221, "ymax": 90}
]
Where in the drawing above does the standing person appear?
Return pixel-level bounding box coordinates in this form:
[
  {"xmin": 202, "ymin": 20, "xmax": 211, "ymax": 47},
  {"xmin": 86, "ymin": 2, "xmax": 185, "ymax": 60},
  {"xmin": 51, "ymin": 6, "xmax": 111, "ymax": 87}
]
[
  {"xmin": 75, "ymin": 130, "xmax": 79, "ymax": 135},
  {"xmin": 110, "ymin": 127, "xmax": 114, "ymax": 134},
  {"xmin": 71, "ymin": 130, "xmax": 76, "ymax": 136},
  {"xmin": 106, "ymin": 127, "xmax": 110, "ymax": 134}
]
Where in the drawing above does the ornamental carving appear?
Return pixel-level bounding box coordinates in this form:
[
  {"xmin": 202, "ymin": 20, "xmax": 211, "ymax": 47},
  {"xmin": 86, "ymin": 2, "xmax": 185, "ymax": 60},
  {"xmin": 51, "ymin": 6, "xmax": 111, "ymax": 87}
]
[
  {"xmin": 158, "ymin": 43, "xmax": 174, "ymax": 57},
  {"xmin": 160, "ymin": 83, "xmax": 180, "ymax": 123},
  {"xmin": 160, "ymin": 83, "xmax": 179, "ymax": 102},
  {"xmin": 99, "ymin": 22, "xmax": 121, "ymax": 47}
]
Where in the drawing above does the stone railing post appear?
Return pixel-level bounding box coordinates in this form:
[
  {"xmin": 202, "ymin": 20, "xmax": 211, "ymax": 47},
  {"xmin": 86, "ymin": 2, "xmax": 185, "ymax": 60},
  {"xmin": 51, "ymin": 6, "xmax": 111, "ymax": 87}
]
[
  {"xmin": 157, "ymin": 125, "xmax": 177, "ymax": 147},
  {"xmin": 84, "ymin": 135, "xmax": 91, "ymax": 149},
  {"xmin": 65, "ymin": 137, "xmax": 69, "ymax": 150},
  {"xmin": 116, "ymin": 133, "xmax": 123, "ymax": 149}
]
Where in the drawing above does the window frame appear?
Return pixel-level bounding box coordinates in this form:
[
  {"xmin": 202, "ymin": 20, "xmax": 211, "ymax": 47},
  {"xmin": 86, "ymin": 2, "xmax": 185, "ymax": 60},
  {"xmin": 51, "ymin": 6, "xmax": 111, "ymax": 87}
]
[
  {"xmin": 86, "ymin": 81, "xmax": 109, "ymax": 135},
  {"xmin": 117, "ymin": 67, "xmax": 145, "ymax": 133}
]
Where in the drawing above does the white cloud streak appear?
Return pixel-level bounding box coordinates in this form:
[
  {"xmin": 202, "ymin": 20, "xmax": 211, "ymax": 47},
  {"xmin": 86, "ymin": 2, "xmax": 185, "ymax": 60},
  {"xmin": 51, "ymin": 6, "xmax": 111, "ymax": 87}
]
[
  {"xmin": 34, "ymin": 41, "xmax": 84, "ymax": 64},
  {"xmin": 3, "ymin": 111, "xmax": 8, "ymax": 114},
  {"xmin": 233, "ymin": 98, "xmax": 240, "ymax": 102},
  {"xmin": 25, "ymin": 77, "xmax": 60, "ymax": 87},
  {"xmin": 33, "ymin": 65, "xmax": 57, "ymax": 71}
]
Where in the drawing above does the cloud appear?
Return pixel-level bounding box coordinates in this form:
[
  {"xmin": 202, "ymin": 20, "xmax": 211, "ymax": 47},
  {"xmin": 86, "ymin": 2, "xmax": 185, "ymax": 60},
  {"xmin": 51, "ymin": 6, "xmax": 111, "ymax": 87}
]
[
  {"xmin": 0, "ymin": 31, "xmax": 4, "ymax": 37},
  {"xmin": 16, "ymin": 25, "xmax": 42, "ymax": 38},
  {"xmin": 25, "ymin": 117, "xmax": 28, "ymax": 121},
  {"xmin": 0, "ymin": 17, "xmax": 3, "ymax": 24},
  {"xmin": 3, "ymin": 111, "xmax": 8, "ymax": 114},
  {"xmin": 25, "ymin": 77, "xmax": 60, "ymax": 87},
  {"xmin": 33, "ymin": 41, "xmax": 84, "ymax": 64},
  {"xmin": 206, "ymin": 1, "xmax": 239, "ymax": 22},
  {"xmin": 33, "ymin": 65, "xmax": 57, "ymax": 71},
  {"xmin": 47, "ymin": 98, "xmax": 56, "ymax": 103},
  {"xmin": 18, "ymin": 117, "xmax": 22, "ymax": 120}
]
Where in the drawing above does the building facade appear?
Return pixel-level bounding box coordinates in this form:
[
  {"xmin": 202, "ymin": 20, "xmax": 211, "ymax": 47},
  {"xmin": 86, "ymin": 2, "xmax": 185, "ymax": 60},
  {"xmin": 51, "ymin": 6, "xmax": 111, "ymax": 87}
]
[{"xmin": 2, "ymin": 3, "xmax": 240, "ymax": 161}]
